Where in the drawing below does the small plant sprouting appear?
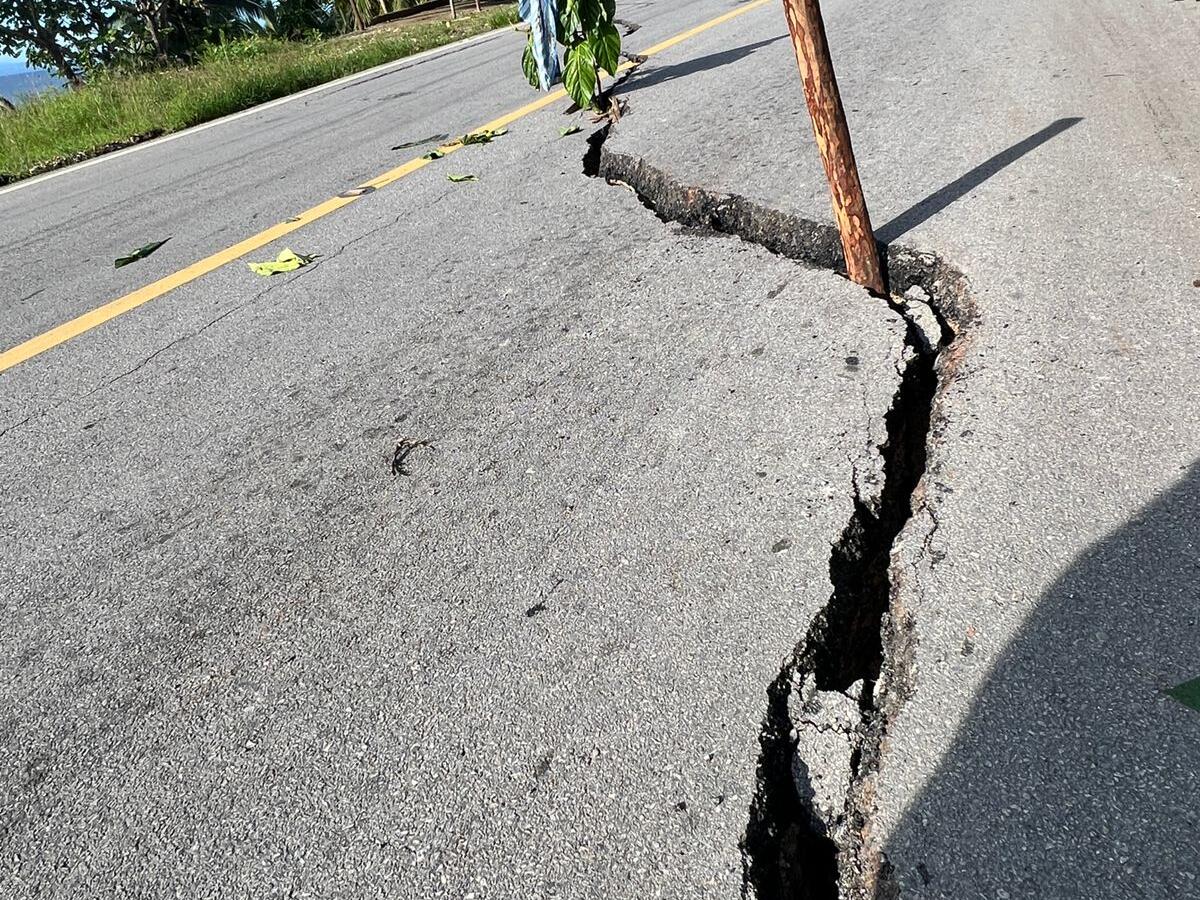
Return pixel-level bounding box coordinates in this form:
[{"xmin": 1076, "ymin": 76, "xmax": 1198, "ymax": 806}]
[{"xmin": 521, "ymin": 0, "xmax": 620, "ymax": 112}]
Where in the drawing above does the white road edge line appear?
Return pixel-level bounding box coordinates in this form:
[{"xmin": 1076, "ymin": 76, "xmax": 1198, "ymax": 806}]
[{"xmin": 0, "ymin": 25, "xmax": 517, "ymax": 199}]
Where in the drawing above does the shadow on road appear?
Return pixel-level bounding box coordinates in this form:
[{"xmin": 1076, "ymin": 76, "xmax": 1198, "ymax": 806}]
[
  {"xmin": 621, "ymin": 35, "xmax": 789, "ymax": 95},
  {"xmin": 876, "ymin": 116, "xmax": 1083, "ymax": 244},
  {"xmin": 883, "ymin": 460, "xmax": 1200, "ymax": 896}
]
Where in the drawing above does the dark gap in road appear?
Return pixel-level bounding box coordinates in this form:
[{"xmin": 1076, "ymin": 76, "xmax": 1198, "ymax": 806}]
[
  {"xmin": 593, "ymin": 146, "xmax": 975, "ymax": 328},
  {"xmin": 584, "ymin": 127, "xmax": 976, "ymax": 900},
  {"xmin": 583, "ymin": 125, "xmax": 608, "ymax": 178},
  {"xmin": 738, "ymin": 332, "xmax": 938, "ymax": 900},
  {"xmin": 736, "ymin": 319, "xmax": 938, "ymax": 900}
]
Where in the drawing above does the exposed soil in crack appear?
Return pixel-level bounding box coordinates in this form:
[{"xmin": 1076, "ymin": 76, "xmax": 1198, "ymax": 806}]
[{"xmin": 583, "ymin": 120, "xmax": 977, "ymax": 900}]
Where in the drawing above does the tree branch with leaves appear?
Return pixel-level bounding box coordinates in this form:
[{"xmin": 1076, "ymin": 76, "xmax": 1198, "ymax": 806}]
[
  {"xmin": 520, "ymin": 0, "xmax": 620, "ymax": 111},
  {"xmin": 0, "ymin": 0, "xmax": 114, "ymax": 86}
]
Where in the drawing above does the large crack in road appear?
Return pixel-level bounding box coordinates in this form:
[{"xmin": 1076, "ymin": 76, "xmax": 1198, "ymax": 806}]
[{"xmin": 585, "ymin": 116, "xmax": 976, "ymax": 900}]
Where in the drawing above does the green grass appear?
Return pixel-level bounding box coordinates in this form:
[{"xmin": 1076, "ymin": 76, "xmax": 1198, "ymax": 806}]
[{"xmin": 0, "ymin": 5, "xmax": 519, "ymax": 182}]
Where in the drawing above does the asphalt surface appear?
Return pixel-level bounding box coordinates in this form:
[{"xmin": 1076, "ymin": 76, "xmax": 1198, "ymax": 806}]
[
  {"xmin": 0, "ymin": 0, "xmax": 719, "ymax": 388},
  {"xmin": 0, "ymin": 1, "xmax": 914, "ymax": 897},
  {"xmin": 2, "ymin": 0, "xmax": 1198, "ymax": 897},
  {"xmin": 606, "ymin": 0, "xmax": 1200, "ymax": 897}
]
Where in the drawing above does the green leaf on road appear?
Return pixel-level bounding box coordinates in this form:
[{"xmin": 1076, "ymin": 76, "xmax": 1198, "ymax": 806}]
[
  {"xmin": 591, "ymin": 20, "xmax": 621, "ymax": 75},
  {"xmin": 1165, "ymin": 677, "xmax": 1200, "ymax": 713},
  {"xmin": 563, "ymin": 40, "xmax": 597, "ymax": 110},
  {"xmin": 560, "ymin": 124, "xmax": 582, "ymax": 137},
  {"xmin": 422, "ymin": 148, "xmax": 445, "ymax": 160},
  {"xmin": 114, "ymin": 238, "xmax": 169, "ymax": 269},
  {"xmin": 460, "ymin": 127, "xmax": 507, "ymax": 146},
  {"xmin": 248, "ymin": 248, "xmax": 317, "ymax": 276},
  {"xmin": 447, "ymin": 173, "xmax": 478, "ymax": 183}
]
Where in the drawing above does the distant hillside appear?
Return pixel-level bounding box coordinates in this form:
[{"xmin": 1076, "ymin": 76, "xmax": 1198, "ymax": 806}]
[{"xmin": 0, "ymin": 70, "xmax": 62, "ymax": 103}]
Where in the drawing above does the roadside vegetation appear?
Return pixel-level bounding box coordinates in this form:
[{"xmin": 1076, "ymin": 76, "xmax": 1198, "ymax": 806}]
[{"xmin": 0, "ymin": 2, "xmax": 518, "ymax": 182}]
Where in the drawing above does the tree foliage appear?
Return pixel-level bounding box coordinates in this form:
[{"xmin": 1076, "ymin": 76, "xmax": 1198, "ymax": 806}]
[
  {"xmin": 107, "ymin": 0, "xmax": 270, "ymax": 65},
  {"xmin": 0, "ymin": 0, "xmax": 114, "ymax": 85},
  {"xmin": 521, "ymin": 0, "xmax": 620, "ymax": 110},
  {"xmin": 261, "ymin": 0, "xmax": 337, "ymax": 39},
  {"xmin": 0, "ymin": 0, "xmax": 396, "ymax": 85}
]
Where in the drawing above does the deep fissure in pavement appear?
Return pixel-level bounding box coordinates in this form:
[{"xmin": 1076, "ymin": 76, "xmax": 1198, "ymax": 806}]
[
  {"xmin": 594, "ymin": 147, "xmax": 973, "ymax": 339},
  {"xmin": 588, "ymin": 134, "xmax": 973, "ymax": 899},
  {"xmin": 739, "ymin": 343, "xmax": 937, "ymax": 900}
]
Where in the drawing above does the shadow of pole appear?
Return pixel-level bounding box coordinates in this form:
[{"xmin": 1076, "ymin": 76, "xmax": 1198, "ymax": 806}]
[
  {"xmin": 876, "ymin": 116, "xmax": 1084, "ymax": 245},
  {"xmin": 620, "ymin": 35, "xmax": 790, "ymax": 95}
]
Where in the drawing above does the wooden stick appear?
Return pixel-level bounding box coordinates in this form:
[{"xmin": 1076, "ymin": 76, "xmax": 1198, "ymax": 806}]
[{"xmin": 781, "ymin": 0, "xmax": 885, "ymax": 295}]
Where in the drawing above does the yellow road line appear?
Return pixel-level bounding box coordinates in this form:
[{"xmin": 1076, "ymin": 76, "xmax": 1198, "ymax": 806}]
[
  {"xmin": 639, "ymin": 0, "xmax": 772, "ymax": 57},
  {"xmin": 0, "ymin": 0, "xmax": 773, "ymax": 376}
]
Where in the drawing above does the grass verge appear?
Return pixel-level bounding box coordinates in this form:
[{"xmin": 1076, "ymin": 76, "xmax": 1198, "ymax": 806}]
[{"xmin": 0, "ymin": 5, "xmax": 519, "ymax": 184}]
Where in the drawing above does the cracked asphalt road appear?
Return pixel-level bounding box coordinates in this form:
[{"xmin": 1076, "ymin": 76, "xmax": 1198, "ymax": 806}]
[
  {"xmin": 604, "ymin": 0, "xmax": 1200, "ymax": 896},
  {"xmin": 0, "ymin": 2, "xmax": 915, "ymax": 896},
  {"xmin": 2, "ymin": 0, "xmax": 1198, "ymax": 897}
]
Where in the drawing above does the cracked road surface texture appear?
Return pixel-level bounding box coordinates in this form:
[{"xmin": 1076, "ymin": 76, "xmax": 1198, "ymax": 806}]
[
  {"xmin": 0, "ymin": 3, "xmax": 918, "ymax": 895},
  {"xmin": 1, "ymin": 1, "xmax": 1197, "ymax": 898},
  {"xmin": 605, "ymin": 0, "xmax": 1200, "ymax": 897},
  {"xmin": 0, "ymin": 128, "xmax": 905, "ymax": 897}
]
